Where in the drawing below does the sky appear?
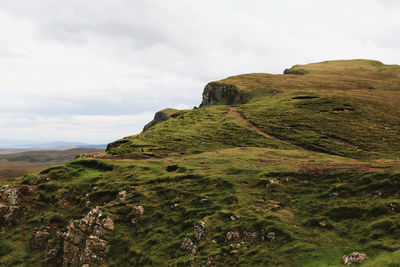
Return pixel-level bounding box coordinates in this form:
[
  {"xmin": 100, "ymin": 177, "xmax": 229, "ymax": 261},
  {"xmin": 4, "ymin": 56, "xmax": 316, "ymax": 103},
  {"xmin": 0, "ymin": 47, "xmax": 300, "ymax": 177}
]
[{"xmin": 0, "ymin": 0, "xmax": 399, "ymax": 144}]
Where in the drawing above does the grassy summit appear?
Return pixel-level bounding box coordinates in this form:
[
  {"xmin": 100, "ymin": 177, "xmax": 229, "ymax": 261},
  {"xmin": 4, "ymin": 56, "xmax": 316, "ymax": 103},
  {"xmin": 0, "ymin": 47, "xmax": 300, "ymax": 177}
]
[{"xmin": 1, "ymin": 60, "xmax": 399, "ymax": 266}]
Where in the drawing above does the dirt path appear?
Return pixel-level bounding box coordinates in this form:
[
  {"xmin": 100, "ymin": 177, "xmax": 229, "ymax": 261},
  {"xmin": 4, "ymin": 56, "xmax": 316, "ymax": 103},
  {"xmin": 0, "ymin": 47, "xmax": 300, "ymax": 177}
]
[
  {"xmin": 227, "ymin": 107, "xmax": 276, "ymax": 139},
  {"xmin": 227, "ymin": 106, "xmax": 368, "ymax": 153}
]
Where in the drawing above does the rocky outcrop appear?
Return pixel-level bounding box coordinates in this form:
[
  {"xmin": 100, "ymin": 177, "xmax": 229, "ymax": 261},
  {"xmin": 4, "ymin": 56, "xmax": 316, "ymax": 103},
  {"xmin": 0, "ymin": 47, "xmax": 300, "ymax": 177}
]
[
  {"xmin": 143, "ymin": 108, "xmax": 179, "ymax": 132},
  {"xmin": 31, "ymin": 229, "xmax": 50, "ymax": 250},
  {"xmin": 283, "ymin": 67, "xmax": 310, "ymax": 75},
  {"xmin": 200, "ymin": 82, "xmax": 251, "ymax": 106},
  {"xmin": 0, "ymin": 185, "xmax": 38, "ymax": 228},
  {"xmin": 43, "ymin": 207, "xmax": 114, "ymax": 267}
]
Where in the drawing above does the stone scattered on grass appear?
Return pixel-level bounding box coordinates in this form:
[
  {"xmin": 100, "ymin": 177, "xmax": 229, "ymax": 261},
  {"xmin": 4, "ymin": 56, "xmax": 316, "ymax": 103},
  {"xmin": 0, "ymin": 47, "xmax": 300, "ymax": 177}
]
[
  {"xmin": 340, "ymin": 252, "xmax": 368, "ymax": 265},
  {"xmin": 181, "ymin": 237, "xmax": 194, "ymax": 251},
  {"xmin": 117, "ymin": 190, "xmax": 127, "ymax": 201},
  {"xmin": 200, "ymin": 196, "xmax": 209, "ymax": 203},
  {"xmin": 230, "ymin": 214, "xmax": 240, "ymax": 221},
  {"xmin": 131, "ymin": 205, "xmax": 144, "ymax": 224},
  {"xmin": 226, "ymin": 231, "xmax": 240, "ymax": 241},
  {"xmin": 194, "ymin": 221, "xmax": 206, "ymax": 241},
  {"xmin": 319, "ymin": 220, "xmax": 327, "ymax": 227},
  {"xmin": 266, "ymin": 232, "xmax": 276, "ymax": 242}
]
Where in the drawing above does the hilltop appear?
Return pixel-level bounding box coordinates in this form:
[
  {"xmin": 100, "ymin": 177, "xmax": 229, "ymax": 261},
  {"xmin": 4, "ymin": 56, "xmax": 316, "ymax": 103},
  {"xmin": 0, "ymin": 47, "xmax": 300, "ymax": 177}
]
[{"xmin": 0, "ymin": 59, "xmax": 399, "ymax": 266}]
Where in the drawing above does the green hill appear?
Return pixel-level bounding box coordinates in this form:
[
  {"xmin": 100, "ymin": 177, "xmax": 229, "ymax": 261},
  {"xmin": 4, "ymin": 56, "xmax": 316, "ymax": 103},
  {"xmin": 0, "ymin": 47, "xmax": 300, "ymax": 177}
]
[{"xmin": 1, "ymin": 60, "xmax": 399, "ymax": 266}]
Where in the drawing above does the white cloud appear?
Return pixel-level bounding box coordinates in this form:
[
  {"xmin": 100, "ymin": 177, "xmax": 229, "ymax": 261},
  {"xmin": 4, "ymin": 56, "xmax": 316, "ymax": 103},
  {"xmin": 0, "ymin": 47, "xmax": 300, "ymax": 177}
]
[
  {"xmin": 0, "ymin": 0, "xmax": 399, "ymax": 143},
  {"xmin": 0, "ymin": 112, "xmax": 154, "ymax": 143}
]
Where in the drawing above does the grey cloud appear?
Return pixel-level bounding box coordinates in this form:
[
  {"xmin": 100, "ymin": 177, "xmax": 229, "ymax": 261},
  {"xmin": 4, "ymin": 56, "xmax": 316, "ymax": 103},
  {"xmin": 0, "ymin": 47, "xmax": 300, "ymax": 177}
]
[{"xmin": 0, "ymin": 0, "xmax": 399, "ymax": 142}]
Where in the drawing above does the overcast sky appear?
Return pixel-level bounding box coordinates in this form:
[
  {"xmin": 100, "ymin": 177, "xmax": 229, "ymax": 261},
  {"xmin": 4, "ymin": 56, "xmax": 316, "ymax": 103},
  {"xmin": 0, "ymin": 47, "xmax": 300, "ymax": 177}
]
[{"xmin": 0, "ymin": 0, "xmax": 399, "ymax": 144}]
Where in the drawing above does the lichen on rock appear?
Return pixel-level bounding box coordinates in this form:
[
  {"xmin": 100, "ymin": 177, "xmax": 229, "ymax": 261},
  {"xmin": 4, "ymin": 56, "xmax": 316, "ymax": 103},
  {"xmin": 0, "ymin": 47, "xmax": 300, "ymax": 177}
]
[{"xmin": 43, "ymin": 207, "xmax": 114, "ymax": 267}]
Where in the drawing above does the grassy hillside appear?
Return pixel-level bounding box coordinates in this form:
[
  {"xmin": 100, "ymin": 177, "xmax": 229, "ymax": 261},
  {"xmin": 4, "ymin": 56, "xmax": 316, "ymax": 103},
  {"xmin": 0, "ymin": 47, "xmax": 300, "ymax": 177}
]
[{"xmin": 1, "ymin": 60, "xmax": 399, "ymax": 266}]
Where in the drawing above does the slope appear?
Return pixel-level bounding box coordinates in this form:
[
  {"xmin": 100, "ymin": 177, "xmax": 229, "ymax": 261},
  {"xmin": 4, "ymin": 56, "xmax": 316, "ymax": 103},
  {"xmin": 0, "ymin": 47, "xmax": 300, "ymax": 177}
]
[
  {"xmin": 108, "ymin": 59, "xmax": 400, "ymax": 159},
  {"xmin": 0, "ymin": 59, "xmax": 399, "ymax": 267}
]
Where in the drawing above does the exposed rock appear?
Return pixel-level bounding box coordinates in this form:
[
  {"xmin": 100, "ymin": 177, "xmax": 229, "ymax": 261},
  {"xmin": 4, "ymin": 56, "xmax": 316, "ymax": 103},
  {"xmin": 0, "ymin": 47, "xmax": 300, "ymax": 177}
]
[
  {"xmin": 226, "ymin": 231, "xmax": 240, "ymax": 241},
  {"xmin": 43, "ymin": 231, "xmax": 64, "ymax": 266},
  {"xmin": 31, "ymin": 230, "xmax": 50, "ymax": 250},
  {"xmin": 266, "ymin": 232, "xmax": 276, "ymax": 241},
  {"xmin": 184, "ymin": 256, "xmax": 195, "ymax": 266},
  {"xmin": 44, "ymin": 207, "xmax": 114, "ymax": 267},
  {"xmin": 0, "ymin": 204, "xmax": 21, "ymax": 226},
  {"xmin": 230, "ymin": 214, "xmax": 240, "ymax": 221},
  {"xmin": 191, "ymin": 244, "xmax": 198, "ymax": 255},
  {"xmin": 389, "ymin": 202, "xmax": 397, "ymax": 212},
  {"xmin": 200, "ymin": 196, "xmax": 209, "ymax": 203},
  {"xmin": 194, "ymin": 221, "xmax": 206, "ymax": 241},
  {"xmin": 243, "ymin": 231, "xmax": 258, "ymax": 239},
  {"xmin": 207, "ymin": 255, "xmax": 221, "ymax": 266},
  {"xmin": 117, "ymin": 190, "xmax": 127, "ymax": 201},
  {"xmin": 340, "ymin": 252, "xmax": 368, "ymax": 265},
  {"xmin": 171, "ymin": 203, "xmax": 179, "ymax": 209},
  {"xmin": 80, "ymin": 235, "xmax": 110, "ymax": 265},
  {"xmin": 283, "ymin": 68, "xmax": 310, "ymax": 75},
  {"xmin": 319, "ymin": 220, "xmax": 327, "ymax": 227},
  {"xmin": 143, "ymin": 108, "xmax": 179, "ymax": 132},
  {"xmin": 131, "ymin": 205, "xmax": 144, "ymax": 225},
  {"xmin": 266, "ymin": 178, "xmax": 281, "ymax": 187},
  {"xmin": 1, "ymin": 185, "xmax": 36, "ymax": 205},
  {"xmin": 102, "ymin": 216, "xmax": 114, "ymax": 231},
  {"xmin": 181, "ymin": 237, "xmax": 194, "ymax": 251},
  {"xmin": 230, "ymin": 243, "xmax": 241, "ymax": 250},
  {"xmin": 200, "ymin": 82, "xmax": 251, "ymax": 106},
  {"xmin": 0, "ymin": 185, "xmax": 37, "ymax": 228}
]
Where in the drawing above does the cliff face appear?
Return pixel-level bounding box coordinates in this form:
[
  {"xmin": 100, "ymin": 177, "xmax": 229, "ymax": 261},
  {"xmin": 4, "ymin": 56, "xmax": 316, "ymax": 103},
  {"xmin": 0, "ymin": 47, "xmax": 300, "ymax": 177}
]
[
  {"xmin": 142, "ymin": 108, "xmax": 179, "ymax": 132},
  {"xmin": 200, "ymin": 82, "xmax": 251, "ymax": 106}
]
